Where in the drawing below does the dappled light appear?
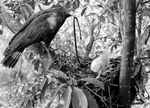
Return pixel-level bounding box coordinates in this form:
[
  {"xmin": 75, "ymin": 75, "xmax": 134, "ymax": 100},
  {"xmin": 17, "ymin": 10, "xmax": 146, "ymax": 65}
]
[{"xmin": 0, "ymin": 0, "xmax": 150, "ymax": 108}]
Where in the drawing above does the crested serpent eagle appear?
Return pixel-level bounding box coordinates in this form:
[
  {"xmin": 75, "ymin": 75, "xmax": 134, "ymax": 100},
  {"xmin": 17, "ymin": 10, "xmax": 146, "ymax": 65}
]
[{"xmin": 1, "ymin": 6, "xmax": 71, "ymax": 68}]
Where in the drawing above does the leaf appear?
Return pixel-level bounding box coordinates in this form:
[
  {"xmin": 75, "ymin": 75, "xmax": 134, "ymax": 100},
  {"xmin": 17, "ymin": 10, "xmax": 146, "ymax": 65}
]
[
  {"xmin": 71, "ymin": 88, "xmax": 80, "ymax": 108},
  {"xmin": 40, "ymin": 51, "xmax": 53, "ymax": 72},
  {"xmin": 44, "ymin": 0, "xmax": 53, "ymax": 5},
  {"xmin": 21, "ymin": 6, "xmax": 30, "ymax": 20},
  {"xmin": 106, "ymin": 0, "xmax": 115, "ymax": 6},
  {"xmin": 146, "ymin": 49, "xmax": 150, "ymax": 57},
  {"xmin": 86, "ymin": 13, "xmax": 99, "ymax": 18},
  {"xmin": 141, "ymin": 66, "xmax": 148, "ymax": 87},
  {"xmin": 0, "ymin": 0, "xmax": 5, "ymax": 4},
  {"xmin": 71, "ymin": 87, "xmax": 88, "ymax": 108},
  {"xmin": 57, "ymin": 86, "xmax": 72, "ymax": 108},
  {"xmin": 81, "ymin": 7, "xmax": 87, "ymax": 16},
  {"xmin": 48, "ymin": 69, "xmax": 68, "ymax": 80},
  {"xmin": 138, "ymin": 90, "xmax": 146, "ymax": 103},
  {"xmin": 66, "ymin": 1, "xmax": 71, "ymax": 9},
  {"xmin": 0, "ymin": 16, "xmax": 2, "ymax": 24},
  {"xmin": 97, "ymin": 4, "xmax": 102, "ymax": 7},
  {"xmin": 143, "ymin": 8, "xmax": 150, "ymax": 17},
  {"xmin": 5, "ymin": 3, "xmax": 14, "ymax": 8},
  {"xmin": 98, "ymin": 15, "xmax": 105, "ymax": 23},
  {"xmin": 34, "ymin": 1, "xmax": 41, "ymax": 13},
  {"xmin": 32, "ymin": 59, "xmax": 41, "ymax": 71},
  {"xmin": 45, "ymin": 84, "xmax": 66, "ymax": 108},
  {"xmin": 82, "ymin": 89, "xmax": 99, "ymax": 108},
  {"xmin": 93, "ymin": 22, "xmax": 100, "ymax": 30},
  {"xmin": 38, "ymin": 4, "xmax": 43, "ymax": 11},
  {"xmin": 141, "ymin": 103, "xmax": 150, "ymax": 108},
  {"xmin": 136, "ymin": 0, "xmax": 140, "ymax": 8},
  {"xmin": 135, "ymin": 65, "xmax": 148, "ymax": 96},
  {"xmin": 84, "ymin": 0, "xmax": 90, "ymax": 4},
  {"xmin": 118, "ymin": 30, "xmax": 122, "ymax": 41},
  {"xmin": 110, "ymin": 43, "xmax": 120, "ymax": 52},
  {"xmin": 21, "ymin": 3, "xmax": 34, "ymax": 20},
  {"xmin": 3, "ymin": 0, "xmax": 9, "ymax": 4},
  {"xmin": 80, "ymin": 78, "xmax": 104, "ymax": 89},
  {"xmin": 24, "ymin": 3, "xmax": 34, "ymax": 14},
  {"xmin": 133, "ymin": 63, "xmax": 141, "ymax": 77},
  {"xmin": 141, "ymin": 25, "xmax": 150, "ymax": 45},
  {"xmin": 73, "ymin": 0, "xmax": 80, "ymax": 9},
  {"xmin": 0, "ymin": 30, "xmax": 3, "ymax": 35},
  {"xmin": 20, "ymin": 94, "xmax": 33, "ymax": 108},
  {"xmin": 62, "ymin": 86, "xmax": 72, "ymax": 108},
  {"xmin": 1, "ymin": 6, "xmax": 21, "ymax": 34},
  {"xmin": 38, "ymin": 78, "xmax": 49, "ymax": 102},
  {"xmin": 40, "ymin": 78, "xmax": 49, "ymax": 93}
]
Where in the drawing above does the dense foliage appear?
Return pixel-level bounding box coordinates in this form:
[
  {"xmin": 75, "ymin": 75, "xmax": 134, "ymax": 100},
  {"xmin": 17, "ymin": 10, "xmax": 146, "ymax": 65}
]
[{"xmin": 0, "ymin": 0, "xmax": 150, "ymax": 108}]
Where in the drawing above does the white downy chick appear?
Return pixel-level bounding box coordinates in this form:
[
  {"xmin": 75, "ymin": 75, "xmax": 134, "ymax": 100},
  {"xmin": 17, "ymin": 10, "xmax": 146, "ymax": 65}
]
[{"xmin": 90, "ymin": 51, "xmax": 109, "ymax": 78}]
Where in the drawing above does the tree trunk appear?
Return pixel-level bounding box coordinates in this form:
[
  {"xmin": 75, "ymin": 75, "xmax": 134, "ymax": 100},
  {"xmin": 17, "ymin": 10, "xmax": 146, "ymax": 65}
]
[{"xmin": 119, "ymin": 0, "xmax": 136, "ymax": 107}]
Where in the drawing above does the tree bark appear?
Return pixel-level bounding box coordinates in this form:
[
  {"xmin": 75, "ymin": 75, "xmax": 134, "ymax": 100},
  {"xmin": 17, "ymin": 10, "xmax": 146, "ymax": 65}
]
[{"xmin": 119, "ymin": 0, "xmax": 136, "ymax": 107}]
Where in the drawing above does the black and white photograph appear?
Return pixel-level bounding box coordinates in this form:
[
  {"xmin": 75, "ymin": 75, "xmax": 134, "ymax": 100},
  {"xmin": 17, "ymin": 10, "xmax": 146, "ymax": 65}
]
[{"xmin": 0, "ymin": 0, "xmax": 149, "ymax": 108}]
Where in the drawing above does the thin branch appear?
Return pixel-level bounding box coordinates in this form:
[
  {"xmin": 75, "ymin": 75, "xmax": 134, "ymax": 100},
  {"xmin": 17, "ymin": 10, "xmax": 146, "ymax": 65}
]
[{"xmin": 73, "ymin": 17, "xmax": 81, "ymax": 64}]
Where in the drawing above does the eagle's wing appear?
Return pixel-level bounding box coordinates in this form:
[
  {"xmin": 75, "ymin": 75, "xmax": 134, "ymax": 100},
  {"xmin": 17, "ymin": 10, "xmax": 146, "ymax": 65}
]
[
  {"xmin": 4, "ymin": 12, "xmax": 56, "ymax": 56},
  {"xmin": 9, "ymin": 9, "xmax": 53, "ymax": 45}
]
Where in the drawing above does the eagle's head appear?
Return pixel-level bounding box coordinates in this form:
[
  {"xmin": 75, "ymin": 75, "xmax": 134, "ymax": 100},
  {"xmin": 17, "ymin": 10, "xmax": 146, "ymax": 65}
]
[{"xmin": 51, "ymin": 5, "xmax": 71, "ymax": 18}]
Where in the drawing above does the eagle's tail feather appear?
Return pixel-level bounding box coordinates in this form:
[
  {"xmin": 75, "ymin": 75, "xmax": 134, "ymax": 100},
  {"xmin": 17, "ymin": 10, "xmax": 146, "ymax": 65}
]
[{"xmin": 1, "ymin": 51, "xmax": 21, "ymax": 68}]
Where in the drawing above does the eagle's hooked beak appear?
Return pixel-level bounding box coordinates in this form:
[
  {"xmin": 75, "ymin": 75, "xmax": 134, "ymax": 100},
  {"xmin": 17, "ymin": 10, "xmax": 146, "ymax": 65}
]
[{"xmin": 67, "ymin": 7, "xmax": 76, "ymax": 18}]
